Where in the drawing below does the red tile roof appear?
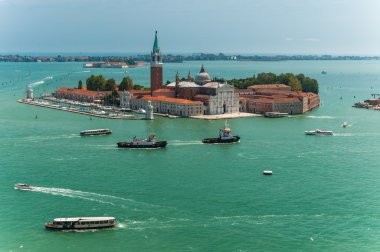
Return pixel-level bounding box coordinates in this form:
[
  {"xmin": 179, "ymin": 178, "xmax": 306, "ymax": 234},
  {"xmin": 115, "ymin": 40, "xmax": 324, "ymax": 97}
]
[{"xmin": 139, "ymin": 95, "xmax": 202, "ymax": 105}]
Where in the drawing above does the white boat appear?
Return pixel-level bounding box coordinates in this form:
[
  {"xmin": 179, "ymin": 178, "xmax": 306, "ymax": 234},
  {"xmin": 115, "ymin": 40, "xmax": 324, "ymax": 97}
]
[
  {"xmin": 14, "ymin": 183, "xmax": 34, "ymax": 190},
  {"xmin": 342, "ymin": 122, "xmax": 349, "ymax": 128},
  {"xmin": 80, "ymin": 129, "xmax": 112, "ymax": 136},
  {"xmin": 305, "ymin": 129, "xmax": 334, "ymax": 135},
  {"xmin": 137, "ymin": 108, "xmax": 146, "ymax": 114},
  {"xmin": 263, "ymin": 170, "xmax": 273, "ymax": 175},
  {"xmin": 264, "ymin": 112, "xmax": 289, "ymax": 118},
  {"xmin": 45, "ymin": 217, "xmax": 116, "ymax": 230}
]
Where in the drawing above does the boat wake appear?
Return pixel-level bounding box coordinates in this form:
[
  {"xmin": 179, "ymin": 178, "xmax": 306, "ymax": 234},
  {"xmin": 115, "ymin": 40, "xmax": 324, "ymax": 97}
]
[
  {"xmin": 25, "ymin": 186, "xmax": 165, "ymax": 211},
  {"xmin": 29, "ymin": 80, "xmax": 44, "ymax": 87},
  {"xmin": 307, "ymin": 115, "xmax": 335, "ymax": 119},
  {"xmin": 170, "ymin": 140, "xmax": 203, "ymax": 146}
]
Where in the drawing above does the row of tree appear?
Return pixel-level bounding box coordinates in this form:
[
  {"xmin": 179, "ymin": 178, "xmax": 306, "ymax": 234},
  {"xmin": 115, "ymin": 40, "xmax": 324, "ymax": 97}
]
[
  {"xmin": 81, "ymin": 75, "xmax": 146, "ymax": 91},
  {"xmin": 227, "ymin": 72, "xmax": 319, "ymax": 94}
]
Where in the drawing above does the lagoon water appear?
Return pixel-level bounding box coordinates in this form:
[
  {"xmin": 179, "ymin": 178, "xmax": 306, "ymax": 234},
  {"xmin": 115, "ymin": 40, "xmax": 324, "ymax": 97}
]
[{"xmin": 1, "ymin": 60, "xmax": 380, "ymax": 251}]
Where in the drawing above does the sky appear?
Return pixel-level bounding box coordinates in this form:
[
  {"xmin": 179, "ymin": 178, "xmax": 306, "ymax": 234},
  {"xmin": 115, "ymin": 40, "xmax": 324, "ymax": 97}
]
[{"xmin": 0, "ymin": 0, "xmax": 380, "ymax": 55}]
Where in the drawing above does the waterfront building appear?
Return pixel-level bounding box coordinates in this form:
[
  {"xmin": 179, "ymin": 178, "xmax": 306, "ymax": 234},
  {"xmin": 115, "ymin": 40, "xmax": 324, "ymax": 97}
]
[
  {"xmin": 150, "ymin": 31, "xmax": 163, "ymax": 91},
  {"xmin": 130, "ymin": 95, "xmax": 203, "ymax": 117},
  {"xmin": 55, "ymin": 88, "xmax": 111, "ymax": 103}
]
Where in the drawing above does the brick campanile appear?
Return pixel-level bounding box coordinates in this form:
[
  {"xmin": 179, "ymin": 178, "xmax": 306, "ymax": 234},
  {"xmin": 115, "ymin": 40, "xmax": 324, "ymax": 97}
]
[{"xmin": 150, "ymin": 31, "xmax": 163, "ymax": 92}]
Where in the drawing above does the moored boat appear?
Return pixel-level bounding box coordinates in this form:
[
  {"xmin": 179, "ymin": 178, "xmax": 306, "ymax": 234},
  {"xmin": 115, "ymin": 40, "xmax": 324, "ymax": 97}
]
[
  {"xmin": 45, "ymin": 217, "xmax": 116, "ymax": 230},
  {"xmin": 305, "ymin": 129, "xmax": 334, "ymax": 135},
  {"xmin": 14, "ymin": 183, "xmax": 34, "ymax": 190},
  {"xmin": 202, "ymin": 121, "xmax": 240, "ymax": 144},
  {"xmin": 117, "ymin": 134, "xmax": 167, "ymax": 149},
  {"xmin": 264, "ymin": 112, "xmax": 289, "ymax": 118},
  {"xmin": 80, "ymin": 129, "xmax": 112, "ymax": 136}
]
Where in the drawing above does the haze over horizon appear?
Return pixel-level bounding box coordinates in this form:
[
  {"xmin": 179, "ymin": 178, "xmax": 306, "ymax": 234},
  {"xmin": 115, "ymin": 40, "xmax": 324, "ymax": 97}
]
[{"xmin": 1, "ymin": 0, "xmax": 379, "ymax": 55}]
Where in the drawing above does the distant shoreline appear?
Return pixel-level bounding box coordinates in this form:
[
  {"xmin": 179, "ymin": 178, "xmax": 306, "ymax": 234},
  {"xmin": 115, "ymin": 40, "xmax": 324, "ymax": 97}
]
[{"xmin": 1, "ymin": 54, "xmax": 380, "ymax": 63}]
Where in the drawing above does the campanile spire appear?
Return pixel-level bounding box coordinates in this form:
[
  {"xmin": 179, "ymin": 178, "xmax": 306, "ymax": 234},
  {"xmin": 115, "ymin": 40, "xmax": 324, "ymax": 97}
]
[{"xmin": 150, "ymin": 30, "xmax": 163, "ymax": 91}]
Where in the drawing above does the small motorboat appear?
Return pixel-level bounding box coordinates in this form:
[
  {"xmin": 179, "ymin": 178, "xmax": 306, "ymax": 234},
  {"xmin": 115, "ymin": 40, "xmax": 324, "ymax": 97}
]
[
  {"xmin": 137, "ymin": 108, "xmax": 146, "ymax": 114},
  {"xmin": 305, "ymin": 129, "xmax": 333, "ymax": 135},
  {"xmin": 342, "ymin": 122, "xmax": 349, "ymax": 128},
  {"xmin": 14, "ymin": 183, "xmax": 34, "ymax": 190},
  {"xmin": 263, "ymin": 170, "xmax": 273, "ymax": 175}
]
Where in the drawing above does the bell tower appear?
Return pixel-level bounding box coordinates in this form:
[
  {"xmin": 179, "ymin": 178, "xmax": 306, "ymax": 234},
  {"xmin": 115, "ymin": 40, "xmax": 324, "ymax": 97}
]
[{"xmin": 150, "ymin": 31, "xmax": 163, "ymax": 92}]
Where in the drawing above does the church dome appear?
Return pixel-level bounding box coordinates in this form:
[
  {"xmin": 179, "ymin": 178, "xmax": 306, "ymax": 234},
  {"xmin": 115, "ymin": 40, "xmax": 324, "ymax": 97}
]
[{"xmin": 195, "ymin": 65, "xmax": 211, "ymax": 85}]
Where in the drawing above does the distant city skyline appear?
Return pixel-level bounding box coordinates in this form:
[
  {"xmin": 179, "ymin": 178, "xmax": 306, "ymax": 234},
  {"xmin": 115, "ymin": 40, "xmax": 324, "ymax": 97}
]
[{"xmin": 1, "ymin": 0, "xmax": 380, "ymax": 55}]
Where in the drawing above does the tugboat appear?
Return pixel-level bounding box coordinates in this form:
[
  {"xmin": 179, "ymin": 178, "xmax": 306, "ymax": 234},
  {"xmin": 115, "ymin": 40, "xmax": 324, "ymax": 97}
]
[
  {"xmin": 202, "ymin": 121, "xmax": 240, "ymax": 144},
  {"xmin": 117, "ymin": 134, "xmax": 167, "ymax": 149}
]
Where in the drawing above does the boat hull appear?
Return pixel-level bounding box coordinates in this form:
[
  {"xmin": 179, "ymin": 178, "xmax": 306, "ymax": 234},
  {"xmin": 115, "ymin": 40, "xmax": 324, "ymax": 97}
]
[
  {"xmin": 117, "ymin": 141, "xmax": 167, "ymax": 149},
  {"xmin": 45, "ymin": 223, "xmax": 115, "ymax": 230},
  {"xmin": 202, "ymin": 136, "xmax": 240, "ymax": 144},
  {"xmin": 80, "ymin": 131, "xmax": 112, "ymax": 136}
]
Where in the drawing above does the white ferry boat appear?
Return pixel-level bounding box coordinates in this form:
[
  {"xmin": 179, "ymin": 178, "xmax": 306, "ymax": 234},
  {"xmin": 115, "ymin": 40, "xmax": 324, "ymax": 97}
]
[
  {"xmin": 305, "ymin": 129, "xmax": 334, "ymax": 135},
  {"xmin": 45, "ymin": 217, "xmax": 116, "ymax": 230},
  {"xmin": 264, "ymin": 112, "xmax": 289, "ymax": 118},
  {"xmin": 80, "ymin": 129, "xmax": 112, "ymax": 136}
]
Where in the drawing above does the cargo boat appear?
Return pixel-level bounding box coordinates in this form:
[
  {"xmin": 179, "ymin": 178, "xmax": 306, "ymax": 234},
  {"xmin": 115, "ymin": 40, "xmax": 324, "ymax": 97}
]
[
  {"xmin": 45, "ymin": 217, "xmax": 116, "ymax": 230},
  {"xmin": 80, "ymin": 129, "xmax": 112, "ymax": 136},
  {"xmin": 117, "ymin": 134, "xmax": 167, "ymax": 149},
  {"xmin": 202, "ymin": 121, "xmax": 240, "ymax": 144}
]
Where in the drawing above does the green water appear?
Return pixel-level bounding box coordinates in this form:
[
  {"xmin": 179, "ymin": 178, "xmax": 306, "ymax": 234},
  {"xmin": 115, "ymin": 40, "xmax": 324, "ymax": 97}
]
[{"xmin": 1, "ymin": 61, "xmax": 380, "ymax": 251}]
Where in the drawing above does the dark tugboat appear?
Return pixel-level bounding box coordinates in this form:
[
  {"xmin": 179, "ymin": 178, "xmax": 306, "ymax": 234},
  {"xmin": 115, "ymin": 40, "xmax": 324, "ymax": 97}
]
[
  {"xmin": 117, "ymin": 134, "xmax": 167, "ymax": 149},
  {"xmin": 202, "ymin": 121, "xmax": 240, "ymax": 144}
]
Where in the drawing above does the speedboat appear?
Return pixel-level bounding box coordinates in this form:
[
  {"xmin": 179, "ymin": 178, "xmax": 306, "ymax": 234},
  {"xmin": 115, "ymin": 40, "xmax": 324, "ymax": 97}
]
[
  {"xmin": 263, "ymin": 170, "xmax": 273, "ymax": 175},
  {"xmin": 45, "ymin": 217, "xmax": 116, "ymax": 230},
  {"xmin": 117, "ymin": 134, "xmax": 167, "ymax": 149},
  {"xmin": 305, "ymin": 129, "xmax": 334, "ymax": 135},
  {"xmin": 14, "ymin": 183, "xmax": 34, "ymax": 190},
  {"xmin": 342, "ymin": 122, "xmax": 349, "ymax": 128},
  {"xmin": 202, "ymin": 121, "xmax": 240, "ymax": 144}
]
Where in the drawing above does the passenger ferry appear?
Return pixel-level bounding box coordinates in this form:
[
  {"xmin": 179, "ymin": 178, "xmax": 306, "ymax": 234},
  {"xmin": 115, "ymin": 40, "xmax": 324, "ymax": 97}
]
[
  {"xmin": 117, "ymin": 134, "xmax": 167, "ymax": 149},
  {"xmin": 45, "ymin": 217, "xmax": 116, "ymax": 230},
  {"xmin": 305, "ymin": 129, "xmax": 334, "ymax": 135},
  {"xmin": 80, "ymin": 129, "xmax": 112, "ymax": 136},
  {"xmin": 202, "ymin": 121, "xmax": 240, "ymax": 144}
]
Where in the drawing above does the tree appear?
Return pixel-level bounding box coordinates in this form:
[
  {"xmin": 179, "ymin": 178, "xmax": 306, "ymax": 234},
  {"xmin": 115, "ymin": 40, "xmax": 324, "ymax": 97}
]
[
  {"xmin": 105, "ymin": 78, "xmax": 116, "ymax": 91},
  {"xmin": 119, "ymin": 76, "xmax": 133, "ymax": 91},
  {"xmin": 78, "ymin": 80, "xmax": 83, "ymax": 89}
]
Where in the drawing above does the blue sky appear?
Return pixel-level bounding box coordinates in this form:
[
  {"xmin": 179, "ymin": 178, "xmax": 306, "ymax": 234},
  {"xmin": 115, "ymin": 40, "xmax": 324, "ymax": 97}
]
[{"xmin": 0, "ymin": 0, "xmax": 379, "ymax": 55}]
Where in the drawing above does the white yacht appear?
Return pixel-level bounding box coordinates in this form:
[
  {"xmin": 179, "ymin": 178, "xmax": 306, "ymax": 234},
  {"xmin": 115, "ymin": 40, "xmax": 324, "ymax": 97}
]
[{"xmin": 45, "ymin": 217, "xmax": 116, "ymax": 230}]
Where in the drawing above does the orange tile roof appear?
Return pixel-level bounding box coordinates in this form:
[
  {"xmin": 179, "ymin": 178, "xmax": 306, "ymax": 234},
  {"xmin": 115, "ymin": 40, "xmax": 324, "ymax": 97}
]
[
  {"xmin": 56, "ymin": 87, "xmax": 111, "ymax": 96},
  {"xmin": 248, "ymin": 84, "xmax": 289, "ymax": 89},
  {"xmin": 152, "ymin": 88, "xmax": 174, "ymax": 93},
  {"xmin": 139, "ymin": 95, "xmax": 203, "ymax": 105}
]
